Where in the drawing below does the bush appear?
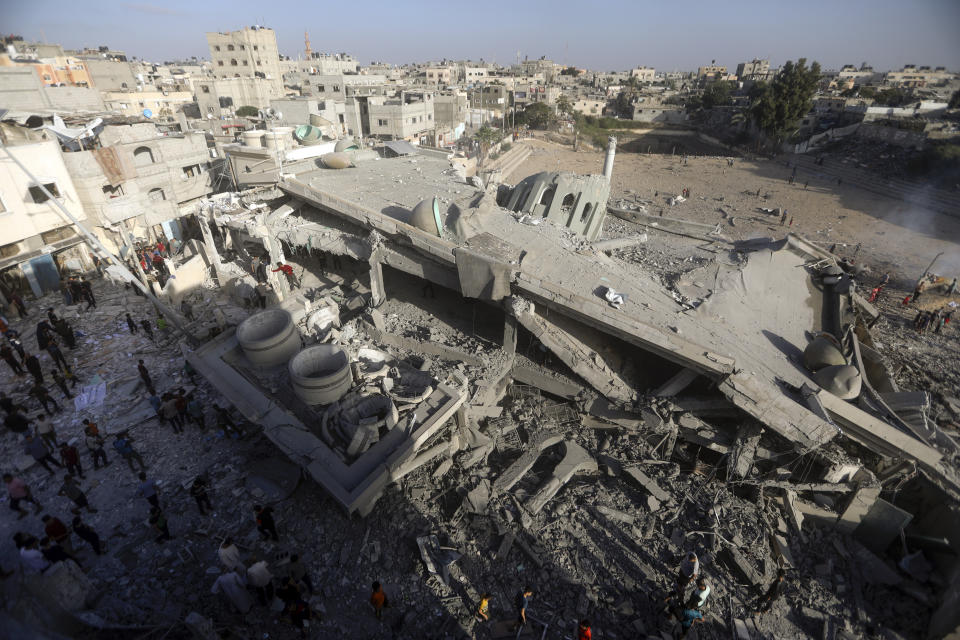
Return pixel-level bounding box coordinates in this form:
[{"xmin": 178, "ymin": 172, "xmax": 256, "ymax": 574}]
[
  {"xmin": 235, "ymin": 105, "xmax": 259, "ymax": 117},
  {"xmin": 500, "ymin": 142, "xmax": 512, "ymax": 153},
  {"xmin": 906, "ymin": 143, "xmax": 960, "ymax": 183}
]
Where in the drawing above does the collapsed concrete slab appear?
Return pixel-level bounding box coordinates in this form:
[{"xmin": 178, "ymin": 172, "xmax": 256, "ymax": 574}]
[
  {"xmin": 525, "ymin": 441, "xmax": 598, "ymax": 514},
  {"xmin": 186, "ymin": 318, "xmax": 466, "ymax": 516}
]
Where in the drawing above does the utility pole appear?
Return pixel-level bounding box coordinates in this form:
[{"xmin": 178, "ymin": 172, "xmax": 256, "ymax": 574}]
[{"xmin": 2, "ymin": 146, "xmax": 197, "ymax": 344}]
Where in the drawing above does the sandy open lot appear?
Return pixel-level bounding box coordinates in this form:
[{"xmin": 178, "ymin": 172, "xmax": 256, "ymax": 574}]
[{"xmin": 514, "ymin": 140, "xmax": 960, "ymax": 284}]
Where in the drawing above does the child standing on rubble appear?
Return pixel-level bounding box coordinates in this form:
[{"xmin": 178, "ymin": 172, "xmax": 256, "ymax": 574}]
[{"xmin": 370, "ymin": 581, "xmax": 387, "ymax": 620}]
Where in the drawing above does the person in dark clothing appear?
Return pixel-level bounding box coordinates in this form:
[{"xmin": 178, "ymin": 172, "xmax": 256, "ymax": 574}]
[
  {"xmin": 10, "ymin": 293, "xmax": 27, "ymax": 317},
  {"xmin": 149, "ymin": 507, "xmax": 172, "ymax": 543},
  {"xmin": 59, "ymin": 443, "xmax": 84, "ymax": 478},
  {"xmin": 53, "ymin": 319, "xmax": 76, "ymax": 349},
  {"xmin": 79, "ymin": 278, "xmax": 96, "ymax": 310},
  {"xmin": 186, "ymin": 393, "xmax": 204, "ymax": 427},
  {"xmin": 26, "ymin": 435, "xmax": 63, "ymax": 474},
  {"xmin": 0, "ymin": 344, "xmax": 24, "ymax": 375},
  {"xmin": 190, "ymin": 475, "xmax": 213, "ymax": 515},
  {"xmin": 0, "ymin": 392, "xmax": 17, "ymax": 415},
  {"xmin": 24, "ymin": 353, "xmax": 43, "ymax": 383},
  {"xmin": 46, "ymin": 339, "xmax": 69, "ymax": 372},
  {"xmin": 36, "ymin": 321, "xmax": 54, "ymax": 351},
  {"xmin": 277, "ymin": 576, "xmax": 303, "ymax": 606},
  {"xmin": 513, "ymin": 586, "xmax": 534, "ymax": 630},
  {"xmin": 51, "ymin": 370, "xmax": 72, "ymax": 399},
  {"xmin": 113, "ymin": 434, "xmax": 147, "ymax": 472},
  {"xmin": 214, "ymin": 404, "xmax": 242, "ymax": 437},
  {"xmin": 137, "ymin": 360, "xmax": 156, "ymax": 395},
  {"xmin": 72, "ymin": 517, "xmax": 103, "ymax": 555},
  {"xmin": 254, "ymin": 505, "xmax": 279, "ymax": 541},
  {"xmin": 137, "ymin": 472, "xmax": 160, "ymax": 508},
  {"xmin": 6, "ymin": 330, "xmax": 25, "ymax": 359},
  {"xmin": 287, "ymin": 554, "xmax": 314, "ymax": 594},
  {"xmin": 140, "ymin": 320, "xmax": 154, "ymax": 341},
  {"xmin": 126, "ymin": 313, "xmax": 138, "ymax": 334},
  {"xmin": 4, "ymin": 410, "xmax": 31, "ymax": 433},
  {"xmin": 40, "ymin": 537, "xmax": 80, "ymax": 568},
  {"xmin": 30, "ymin": 382, "xmax": 61, "ymax": 414},
  {"xmin": 47, "ymin": 308, "xmax": 60, "ymax": 325},
  {"xmin": 85, "ymin": 428, "xmax": 109, "ymax": 469},
  {"xmin": 58, "ymin": 474, "xmax": 96, "ymax": 514},
  {"xmin": 284, "ymin": 598, "xmax": 313, "ymax": 638},
  {"xmin": 755, "ymin": 570, "xmax": 786, "ymax": 615}
]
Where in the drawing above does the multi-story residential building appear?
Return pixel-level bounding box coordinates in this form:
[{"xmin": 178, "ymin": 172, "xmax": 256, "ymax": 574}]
[
  {"xmin": 102, "ymin": 91, "xmax": 194, "ymax": 120},
  {"xmin": 572, "ymin": 98, "xmax": 606, "ymax": 116},
  {"xmin": 304, "ymin": 52, "xmax": 359, "ymax": 75},
  {"xmin": 0, "ymin": 133, "xmax": 93, "ymax": 297},
  {"xmin": 513, "ymin": 84, "xmax": 560, "ymax": 108},
  {"xmin": 425, "ymin": 67, "xmax": 454, "ymax": 86},
  {"xmin": 461, "ymin": 66, "xmax": 488, "ymax": 83},
  {"xmin": 696, "ymin": 64, "xmax": 727, "ymax": 84},
  {"xmin": 60, "ymin": 122, "xmax": 219, "ymax": 254},
  {"xmin": 364, "ymin": 92, "xmax": 435, "ymax": 142},
  {"xmin": 434, "ymin": 92, "xmax": 468, "ymax": 130},
  {"xmin": 206, "ymin": 26, "xmax": 282, "ymax": 90},
  {"xmin": 0, "ymin": 66, "xmax": 104, "ymax": 112},
  {"xmin": 469, "ymin": 84, "xmax": 510, "ymax": 112},
  {"xmin": 885, "ymin": 65, "xmax": 955, "ymax": 88},
  {"xmin": 301, "ymin": 74, "xmax": 388, "ymax": 101},
  {"xmin": 736, "ymin": 59, "xmax": 770, "ymax": 81},
  {"xmin": 630, "ymin": 66, "xmax": 656, "ymax": 82},
  {"xmin": 83, "ymin": 59, "xmax": 138, "ymax": 91},
  {"xmin": 195, "ymin": 76, "xmax": 282, "ymax": 118}
]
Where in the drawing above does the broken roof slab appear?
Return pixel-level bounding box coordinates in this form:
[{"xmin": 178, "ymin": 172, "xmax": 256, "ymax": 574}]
[{"xmin": 185, "ymin": 321, "xmax": 465, "ymax": 516}]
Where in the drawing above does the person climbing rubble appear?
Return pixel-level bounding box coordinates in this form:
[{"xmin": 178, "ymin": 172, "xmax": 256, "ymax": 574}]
[
  {"xmin": 137, "ymin": 471, "xmax": 161, "ymax": 508},
  {"xmin": 113, "ymin": 433, "xmax": 147, "ymax": 473},
  {"xmin": 676, "ymin": 552, "xmax": 700, "ymax": 599},
  {"xmin": 272, "ymin": 262, "xmax": 300, "ymax": 289},
  {"xmin": 84, "ymin": 427, "xmax": 109, "ymax": 470},
  {"xmin": 218, "ymin": 537, "xmax": 244, "ymax": 571},
  {"xmin": 189, "ymin": 475, "xmax": 212, "ymax": 515},
  {"xmin": 26, "ymin": 433, "xmax": 64, "ymax": 474},
  {"xmin": 125, "ymin": 313, "xmax": 138, "ymax": 334},
  {"xmin": 754, "ymin": 569, "xmax": 786, "ymax": 616},
  {"xmin": 370, "ymin": 581, "xmax": 387, "ymax": 620},
  {"xmin": 149, "ymin": 506, "xmax": 172, "ymax": 543},
  {"xmin": 58, "ymin": 474, "xmax": 97, "ymax": 514},
  {"xmin": 72, "ymin": 516, "xmax": 103, "ymax": 555},
  {"xmin": 513, "ymin": 586, "xmax": 534, "ymax": 631}
]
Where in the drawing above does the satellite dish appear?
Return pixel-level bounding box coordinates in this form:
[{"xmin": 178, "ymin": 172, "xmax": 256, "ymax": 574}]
[{"xmin": 143, "ymin": 109, "xmax": 153, "ymax": 118}]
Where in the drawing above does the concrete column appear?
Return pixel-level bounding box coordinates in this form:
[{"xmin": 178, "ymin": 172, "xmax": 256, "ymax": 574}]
[
  {"xmin": 503, "ymin": 312, "xmax": 518, "ymax": 355},
  {"xmin": 369, "ymin": 256, "xmax": 386, "ymax": 307},
  {"xmin": 195, "ymin": 209, "xmax": 222, "ymax": 272},
  {"xmin": 602, "ymin": 136, "xmax": 617, "ymax": 182}
]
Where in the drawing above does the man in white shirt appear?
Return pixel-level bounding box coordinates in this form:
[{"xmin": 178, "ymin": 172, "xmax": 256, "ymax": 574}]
[
  {"xmin": 688, "ymin": 578, "xmax": 711, "ymax": 610},
  {"xmin": 247, "ymin": 558, "xmax": 274, "ymax": 606}
]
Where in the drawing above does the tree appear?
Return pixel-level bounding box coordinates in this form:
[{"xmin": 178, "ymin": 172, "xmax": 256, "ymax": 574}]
[
  {"xmin": 749, "ymin": 58, "xmax": 821, "ymax": 142},
  {"xmin": 556, "ymin": 94, "xmax": 573, "ymax": 118},
  {"xmin": 874, "ymin": 88, "xmax": 910, "ymax": 107},
  {"xmin": 521, "ymin": 102, "xmax": 555, "ymax": 129},
  {"xmin": 235, "ymin": 105, "xmax": 259, "ymax": 117},
  {"xmin": 701, "ymin": 81, "xmax": 733, "ymax": 109},
  {"xmin": 614, "ymin": 90, "xmax": 636, "ymax": 117},
  {"xmin": 474, "ymin": 125, "xmax": 501, "ymax": 172},
  {"xmin": 560, "ymin": 66, "xmax": 579, "ymax": 76}
]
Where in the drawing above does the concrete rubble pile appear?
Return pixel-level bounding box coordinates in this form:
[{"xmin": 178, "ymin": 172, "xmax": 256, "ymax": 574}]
[{"xmin": 2, "ymin": 145, "xmax": 958, "ymax": 640}]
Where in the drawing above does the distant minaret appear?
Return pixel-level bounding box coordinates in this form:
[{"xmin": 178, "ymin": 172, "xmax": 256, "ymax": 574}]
[{"xmin": 304, "ymin": 31, "xmax": 312, "ymax": 59}]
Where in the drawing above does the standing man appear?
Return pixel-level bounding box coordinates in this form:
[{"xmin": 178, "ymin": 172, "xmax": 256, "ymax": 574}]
[
  {"xmin": 149, "ymin": 507, "xmax": 172, "ymax": 543},
  {"xmin": 755, "ymin": 569, "xmax": 786, "ymax": 615},
  {"xmin": 676, "ymin": 552, "xmax": 699, "ymax": 599},
  {"xmin": 125, "ymin": 313, "xmax": 138, "ymax": 334},
  {"xmin": 45, "ymin": 338, "xmax": 69, "ymax": 372},
  {"xmin": 26, "ymin": 434, "xmax": 64, "ymax": 474},
  {"xmin": 0, "ymin": 343, "xmax": 24, "ymax": 375},
  {"xmin": 5, "ymin": 473, "xmax": 42, "ymax": 518},
  {"xmin": 51, "ymin": 369, "xmax": 72, "ymax": 399},
  {"xmin": 687, "ymin": 578, "xmax": 711, "ymax": 610},
  {"xmin": 42, "ymin": 514, "xmax": 73, "ymax": 553},
  {"xmin": 113, "ymin": 434, "xmax": 147, "ymax": 472},
  {"xmin": 85, "ymin": 427, "xmax": 109, "ymax": 469},
  {"xmin": 190, "ymin": 475, "xmax": 213, "ymax": 515},
  {"xmin": 140, "ymin": 320, "xmax": 154, "ymax": 341},
  {"xmin": 254, "ymin": 505, "xmax": 279, "ymax": 541},
  {"xmin": 138, "ymin": 360, "xmax": 156, "ymax": 395},
  {"xmin": 211, "ymin": 569, "xmax": 252, "ymax": 613},
  {"xmin": 578, "ymin": 619, "xmax": 592, "ymax": 640},
  {"xmin": 370, "ymin": 581, "xmax": 387, "ymax": 621},
  {"xmin": 72, "ymin": 516, "xmax": 103, "ymax": 555},
  {"xmin": 137, "ymin": 472, "xmax": 160, "ymax": 508},
  {"xmin": 58, "ymin": 474, "xmax": 97, "ymax": 514},
  {"xmin": 247, "ymin": 557, "xmax": 275, "ymax": 606},
  {"xmin": 160, "ymin": 394, "xmax": 183, "ymax": 434},
  {"xmin": 218, "ymin": 538, "xmax": 244, "ymax": 571},
  {"xmin": 187, "ymin": 393, "xmax": 205, "ymax": 427},
  {"xmin": 30, "ymin": 382, "xmax": 61, "ymax": 414},
  {"xmin": 24, "ymin": 353, "xmax": 43, "ymax": 384},
  {"xmin": 79, "ymin": 277, "xmax": 96, "ymax": 310},
  {"xmin": 34, "ymin": 413, "xmax": 58, "ymax": 449},
  {"xmin": 514, "ymin": 586, "xmax": 534, "ymax": 631},
  {"xmin": 58, "ymin": 442, "xmax": 85, "ymax": 479}
]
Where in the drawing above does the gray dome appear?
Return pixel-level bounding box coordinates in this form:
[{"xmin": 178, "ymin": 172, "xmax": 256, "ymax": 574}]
[{"xmin": 409, "ymin": 197, "xmax": 441, "ymax": 236}]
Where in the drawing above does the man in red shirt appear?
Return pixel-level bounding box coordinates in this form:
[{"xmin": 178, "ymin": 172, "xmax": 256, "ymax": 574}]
[
  {"xmin": 42, "ymin": 514, "xmax": 73, "ymax": 553},
  {"xmin": 272, "ymin": 262, "xmax": 300, "ymax": 289},
  {"xmin": 578, "ymin": 619, "xmax": 592, "ymax": 640}
]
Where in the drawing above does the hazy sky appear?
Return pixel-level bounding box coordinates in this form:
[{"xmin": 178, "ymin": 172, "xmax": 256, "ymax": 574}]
[{"xmin": 5, "ymin": 0, "xmax": 960, "ymax": 72}]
